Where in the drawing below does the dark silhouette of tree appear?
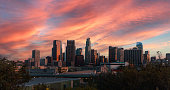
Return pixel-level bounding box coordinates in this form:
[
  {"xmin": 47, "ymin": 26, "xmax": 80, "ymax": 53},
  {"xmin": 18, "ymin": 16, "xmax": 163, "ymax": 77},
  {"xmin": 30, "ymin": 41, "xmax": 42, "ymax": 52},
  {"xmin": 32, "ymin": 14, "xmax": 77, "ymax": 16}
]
[
  {"xmin": 89, "ymin": 65, "xmax": 170, "ymax": 90},
  {"xmin": 33, "ymin": 84, "xmax": 47, "ymax": 90},
  {"xmin": 0, "ymin": 58, "xmax": 31, "ymax": 90}
]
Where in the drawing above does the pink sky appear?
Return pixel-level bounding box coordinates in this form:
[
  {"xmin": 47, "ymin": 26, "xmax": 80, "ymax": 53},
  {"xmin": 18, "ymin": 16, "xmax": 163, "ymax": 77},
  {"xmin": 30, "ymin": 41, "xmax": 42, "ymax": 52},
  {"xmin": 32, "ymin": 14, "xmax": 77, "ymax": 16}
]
[{"xmin": 0, "ymin": 0, "xmax": 170, "ymax": 60}]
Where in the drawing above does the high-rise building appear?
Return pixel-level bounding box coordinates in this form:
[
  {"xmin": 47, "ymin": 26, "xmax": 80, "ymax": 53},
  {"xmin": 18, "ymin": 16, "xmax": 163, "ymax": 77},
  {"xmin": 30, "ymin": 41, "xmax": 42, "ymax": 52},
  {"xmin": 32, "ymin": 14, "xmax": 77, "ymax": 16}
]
[
  {"xmin": 85, "ymin": 38, "xmax": 91, "ymax": 64},
  {"xmin": 143, "ymin": 51, "xmax": 150, "ymax": 64},
  {"xmin": 117, "ymin": 48, "xmax": 124, "ymax": 62},
  {"xmin": 58, "ymin": 60, "xmax": 63, "ymax": 67},
  {"xmin": 166, "ymin": 53, "xmax": 170, "ymax": 64},
  {"xmin": 99, "ymin": 56, "xmax": 105, "ymax": 63},
  {"xmin": 62, "ymin": 53, "xmax": 65, "ymax": 61},
  {"xmin": 75, "ymin": 55, "xmax": 84, "ymax": 66},
  {"xmin": 40, "ymin": 58, "xmax": 47, "ymax": 66},
  {"xmin": 29, "ymin": 58, "xmax": 35, "ymax": 66},
  {"xmin": 96, "ymin": 53, "xmax": 100, "ymax": 65},
  {"xmin": 32, "ymin": 50, "xmax": 40, "ymax": 67},
  {"xmin": 66, "ymin": 40, "xmax": 76, "ymax": 66},
  {"xmin": 151, "ymin": 56, "xmax": 156, "ymax": 61},
  {"xmin": 109, "ymin": 46, "xmax": 118, "ymax": 62},
  {"xmin": 124, "ymin": 47, "xmax": 143, "ymax": 66},
  {"xmin": 91, "ymin": 49, "xmax": 98, "ymax": 65},
  {"xmin": 25, "ymin": 58, "xmax": 35, "ymax": 67},
  {"xmin": 136, "ymin": 42, "xmax": 143, "ymax": 50},
  {"xmin": 52, "ymin": 40, "xmax": 62, "ymax": 62},
  {"xmin": 99, "ymin": 56, "xmax": 108, "ymax": 64},
  {"xmin": 76, "ymin": 48, "xmax": 82, "ymax": 55},
  {"xmin": 24, "ymin": 59, "xmax": 31, "ymax": 68},
  {"xmin": 97, "ymin": 53, "xmax": 100, "ymax": 59},
  {"xmin": 46, "ymin": 56, "xmax": 53, "ymax": 66},
  {"xmin": 166, "ymin": 53, "xmax": 170, "ymax": 60},
  {"xmin": 104, "ymin": 57, "xmax": 108, "ymax": 63}
]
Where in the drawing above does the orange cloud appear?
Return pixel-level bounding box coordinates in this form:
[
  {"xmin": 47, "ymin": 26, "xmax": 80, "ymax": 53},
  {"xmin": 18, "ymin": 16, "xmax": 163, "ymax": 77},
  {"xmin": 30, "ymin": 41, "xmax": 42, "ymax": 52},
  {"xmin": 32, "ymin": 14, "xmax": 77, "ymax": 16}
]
[{"xmin": 0, "ymin": 0, "xmax": 170, "ymax": 60}]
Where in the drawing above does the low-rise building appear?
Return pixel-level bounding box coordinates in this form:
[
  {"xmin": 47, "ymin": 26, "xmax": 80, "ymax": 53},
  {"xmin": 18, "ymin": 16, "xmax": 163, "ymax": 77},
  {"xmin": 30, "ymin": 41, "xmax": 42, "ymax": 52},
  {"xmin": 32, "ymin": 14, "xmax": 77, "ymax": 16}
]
[{"xmin": 29, "ymin": 69, "xmax": 57, "ymax": 76}]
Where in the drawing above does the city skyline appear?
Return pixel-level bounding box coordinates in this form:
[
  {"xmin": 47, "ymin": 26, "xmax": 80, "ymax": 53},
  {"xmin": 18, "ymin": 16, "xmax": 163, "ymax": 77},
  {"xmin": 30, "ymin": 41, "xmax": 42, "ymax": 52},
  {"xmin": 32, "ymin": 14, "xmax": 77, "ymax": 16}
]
[
  {"xmin": 0, "ymin": 0, "xmax": 170, "ymax": 60},
  {"xmin": 27, "ymin": 39, "xmax": 165, "ymax": 61}
]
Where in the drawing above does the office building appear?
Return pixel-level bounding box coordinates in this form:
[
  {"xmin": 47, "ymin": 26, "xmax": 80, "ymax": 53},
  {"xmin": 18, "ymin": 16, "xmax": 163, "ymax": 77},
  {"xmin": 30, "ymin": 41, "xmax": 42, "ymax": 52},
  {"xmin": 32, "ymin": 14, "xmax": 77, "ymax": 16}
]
[
  {"xmin": 24, "ymin": 58, "xmax": 35, "ymax": 67},
  {"xmin": 151, "ymin": 56, "xmax": 156, "ymax": 61},
  {"xmin": 143, "ymin": 51, "xmax": 150, "ymax": 64},
  {"xmin": 124, "ymin": 47, "xmax": 143, "ymax": 66},
  {"xmin": 91, "ymin": 49, "xmax": 98, "ymax": 65},
  {"xmin": 62, "ymin": 53, "xmax": 65, "ymax": 61},
  {"xmin": 25, "ymin": 59, "xmax": 31, "ymax": 68},
  {"xmin": 104, "ymin": 57, "xmax": 108, "ymax": 63},
  {"xmin": 99, "ymin": 56, "xmax": 108, "ymax": 63},
  {"xmin": 76, "ymin": 48, "xmax": 82, "ymax": 55},
  {"xmin": 117, "ymin": 48, "xmax": 124, "ymax": 62},
  {"xmin": 32, "ymin": 50, "xmax": 40, "ymax": 67},
  {"xmin": 75, "ymin": 55, "xmax": 84, "ymax": 66},
  {"xmin": 99, "ymin": 56, "xmax": 105, "ymax": 63},
  {"xmin": 85, "ymin": 38, "xmax": 91, "ymax": 64},
  {"xmin": 40, "ymin": 58, "xmax": 47, "ymax": 66},
  {"xmin": 52, "ymin": 40, "xmax": 62, "ymax": 62},
  {"xmin": 66, "ymin": 40, "xmax": 76, "ymax": 66},
  {"xmin": 109, "ymin": 46, "xmax": 118, "ymax": 62},
  {"xmin": 166, "ymin": 53, "xmax": 170, "ymax": 60},
  {"xmin": 46, "ymin": 56, "xmax": 53, "ymax": 66},
  {"xmin": 136, "ymin": 42, "xmax": 143, "ymax": 50},
  {"xmin": 166, "ymin": 53, "xmax": 170, "ymax": 64}
]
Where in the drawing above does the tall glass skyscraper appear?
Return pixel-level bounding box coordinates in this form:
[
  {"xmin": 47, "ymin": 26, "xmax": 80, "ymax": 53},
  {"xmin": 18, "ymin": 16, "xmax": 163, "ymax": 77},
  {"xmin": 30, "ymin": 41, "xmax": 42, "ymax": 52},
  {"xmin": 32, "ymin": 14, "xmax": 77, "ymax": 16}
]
[
  {"xmin": 124, "ymin": 47, "xmax": 143, "ymax": 66},
  {"xmin": 109, "ymin": 46, "xmax": 118, "ymax": 62},
  {"xmin": 136, "ymin": 42, "xmax": 143, "ymax": 50},
  {"xmin": 76, "ymin": 48, "xmax": 82, "ymax": 55},
  {"xmin": 66, "ymin": 40, "xmax": 76, "ymax": 66},
  {"xmin": 32, "ymin": 50, "xmax": 40, "ymax": 67},
  {"xmin": 117, "ymin": 48, "xmax": 124, "ymax": 62},
  {"xmin": 91, "ymin": 49, "xmax": 97, "ymax": 65},
  {"xmin": 52, "ymin": 40, "xmax": 62, "ymax": 62},
  {"xmin": 85, "ymin": 38, "xmax": 91, "ymax": 64}
]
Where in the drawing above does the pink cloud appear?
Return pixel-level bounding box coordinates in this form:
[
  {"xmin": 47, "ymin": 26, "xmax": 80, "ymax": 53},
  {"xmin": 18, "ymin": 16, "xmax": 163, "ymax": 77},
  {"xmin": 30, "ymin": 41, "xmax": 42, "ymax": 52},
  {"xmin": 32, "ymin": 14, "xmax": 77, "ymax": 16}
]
[{"xmin": 0, "ymin": 0, "xmax": 170, "ymax": 60}]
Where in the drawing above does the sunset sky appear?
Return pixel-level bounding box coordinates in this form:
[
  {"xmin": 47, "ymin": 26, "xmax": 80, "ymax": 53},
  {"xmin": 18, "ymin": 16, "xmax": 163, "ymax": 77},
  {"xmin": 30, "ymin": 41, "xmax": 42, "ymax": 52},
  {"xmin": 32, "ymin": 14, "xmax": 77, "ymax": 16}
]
[{"xmin": 0, "ymin": 0, "xmax": 170, "ymax": 60}]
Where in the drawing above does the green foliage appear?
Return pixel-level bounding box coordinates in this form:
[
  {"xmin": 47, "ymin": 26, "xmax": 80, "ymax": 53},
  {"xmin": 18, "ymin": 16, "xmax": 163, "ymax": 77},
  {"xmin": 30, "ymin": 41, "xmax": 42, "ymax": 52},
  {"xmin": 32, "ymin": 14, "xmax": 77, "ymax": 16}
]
[
  {"xmin": 66, "ymin": 86, "xmax": 97, "ymax": 90},
  {"xmin": 0, "ymin": 58, "xmax": 31, "ymax": 90},
  {"xmin": 89, "ymin": 65, "xmax": 170, "ymax": 90},
  {"xmin": 33, "ymin": 84, "xmax": 48, "ymax": 90}
]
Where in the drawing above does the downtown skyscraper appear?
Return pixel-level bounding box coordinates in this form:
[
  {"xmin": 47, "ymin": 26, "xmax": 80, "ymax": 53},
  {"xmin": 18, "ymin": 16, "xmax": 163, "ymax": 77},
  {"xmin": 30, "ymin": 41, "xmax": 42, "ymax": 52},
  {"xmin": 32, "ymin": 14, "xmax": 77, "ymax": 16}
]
[
  {"xmin": 109, "ymin": 46, "xmax": 118, "ymax": 62},
  {"xmin": 85, "ymin": 38, "xmax": 91, "ymax": 64},
  {"xmin": 117, "ymin": 48, "xmax": 124, "ymax": 62},
  {"xmin": 76, "ymin": 48, "xmax": 82, "ymax": 55},
  {"xmin": 91, "ymin": 49, "xmax": 98, "ymax": 65},
  {"xmin": 52, "ymin": 40, "xmax": 62, "ymax": 62},
  {"xmin": 143, "ymin": 51, "xmax": 150, "ymax": 65},
  {"xmin": 32, "ymin": 50, "xmax": 40, "ymax": 67},
  {"xmin": 66, "ymin": 40, "xmax": 76, "ymax": 66},
  {"xmin": 136, "ymin": 42, "xmax": 143, "ymax": 50},
  {"xmin": 124, "ymin": 47, "xmax": 143, "ymax": 66}
]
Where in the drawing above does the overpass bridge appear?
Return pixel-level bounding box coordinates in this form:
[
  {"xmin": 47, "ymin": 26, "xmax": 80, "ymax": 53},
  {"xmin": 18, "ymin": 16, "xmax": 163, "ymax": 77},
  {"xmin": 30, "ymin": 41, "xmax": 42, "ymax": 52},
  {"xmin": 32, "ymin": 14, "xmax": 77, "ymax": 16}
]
[
  {"xmin": 30, "ymin": 70, "xmax": 96, "ymax": 78},
  {"xmin": 31, "ymin": 74, "xmax": 95, "ymax": 78}
]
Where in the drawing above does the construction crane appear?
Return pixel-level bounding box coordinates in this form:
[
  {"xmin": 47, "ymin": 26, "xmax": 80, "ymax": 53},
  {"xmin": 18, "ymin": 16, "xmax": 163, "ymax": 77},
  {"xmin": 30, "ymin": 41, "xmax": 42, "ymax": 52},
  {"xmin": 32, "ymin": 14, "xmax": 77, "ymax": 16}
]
[{"xmin": 157, "ymin": 51, "xmax": 162, "ymax": 60}]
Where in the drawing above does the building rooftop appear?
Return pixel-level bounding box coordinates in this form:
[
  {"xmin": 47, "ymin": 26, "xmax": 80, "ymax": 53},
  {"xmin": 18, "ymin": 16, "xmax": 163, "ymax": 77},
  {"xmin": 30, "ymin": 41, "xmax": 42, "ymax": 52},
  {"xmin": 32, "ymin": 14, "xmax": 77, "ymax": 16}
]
[{"xmin": 24, "ymin": 77, "xmax": 80, "ymax": 86}]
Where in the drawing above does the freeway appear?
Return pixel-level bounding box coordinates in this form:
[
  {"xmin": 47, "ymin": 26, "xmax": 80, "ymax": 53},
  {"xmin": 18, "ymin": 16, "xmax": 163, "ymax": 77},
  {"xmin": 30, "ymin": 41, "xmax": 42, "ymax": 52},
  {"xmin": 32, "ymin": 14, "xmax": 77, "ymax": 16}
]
[{"xmin": 31, "ymin": 73, "xmax": 95, "ymax": 78}]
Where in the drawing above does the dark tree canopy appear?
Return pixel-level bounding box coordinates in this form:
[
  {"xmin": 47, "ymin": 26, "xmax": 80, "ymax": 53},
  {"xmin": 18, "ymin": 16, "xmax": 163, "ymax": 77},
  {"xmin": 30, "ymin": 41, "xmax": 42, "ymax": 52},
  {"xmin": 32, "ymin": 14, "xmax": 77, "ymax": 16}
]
[
  {"xmin": 88, "ymin": 65, "xmax": 170, "ymax": 90},
  {"xmin": 0, "ymin": 58, "xmax": 31, "ymax": 90}
]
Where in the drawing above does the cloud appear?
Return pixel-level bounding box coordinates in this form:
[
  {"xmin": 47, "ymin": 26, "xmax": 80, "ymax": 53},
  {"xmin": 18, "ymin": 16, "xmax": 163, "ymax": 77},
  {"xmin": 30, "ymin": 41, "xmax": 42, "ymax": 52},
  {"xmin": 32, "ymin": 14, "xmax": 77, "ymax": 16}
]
[{"xmin": 0, "ymin": 0, "xmax": 170, "ymax": 60}]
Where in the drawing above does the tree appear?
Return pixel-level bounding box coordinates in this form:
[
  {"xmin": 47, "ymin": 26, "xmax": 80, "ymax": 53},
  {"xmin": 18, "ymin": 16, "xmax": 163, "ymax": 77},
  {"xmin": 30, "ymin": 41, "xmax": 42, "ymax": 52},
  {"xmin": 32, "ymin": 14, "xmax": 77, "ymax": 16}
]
[
  {"xmin": 0, "ymin": 58, "xmax": 31, "ymax": 90},
  {"xmin": 89, "ymin": 65, "xmax": 170, "ymax": 90},
  {"xmin": 33, "ymin": 84, "xmax": 48, "ymax": 90}
]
